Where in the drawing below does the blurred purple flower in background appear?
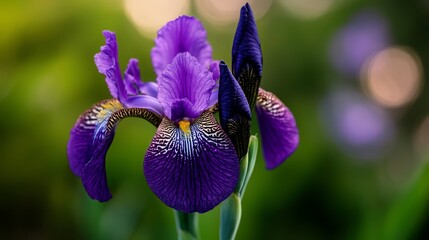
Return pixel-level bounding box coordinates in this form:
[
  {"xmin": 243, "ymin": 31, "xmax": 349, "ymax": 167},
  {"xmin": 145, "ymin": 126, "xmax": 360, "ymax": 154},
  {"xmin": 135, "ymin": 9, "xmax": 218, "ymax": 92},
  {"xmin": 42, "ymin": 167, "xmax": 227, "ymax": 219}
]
[
  {"xmin": 330, "ymin": 10, "xmax": 390, "ymax": 77},
  {"xmin": 320, "ymin": 88, "xmax": 395, "ymax": 160}
]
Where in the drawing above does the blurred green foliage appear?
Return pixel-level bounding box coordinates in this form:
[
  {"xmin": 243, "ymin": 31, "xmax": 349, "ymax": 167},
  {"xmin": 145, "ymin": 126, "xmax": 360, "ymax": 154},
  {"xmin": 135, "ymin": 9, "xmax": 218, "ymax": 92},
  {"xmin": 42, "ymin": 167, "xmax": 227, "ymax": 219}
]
[{"xmin": 1, "ymin": 0, "xmax": 429, "ymax": 239}]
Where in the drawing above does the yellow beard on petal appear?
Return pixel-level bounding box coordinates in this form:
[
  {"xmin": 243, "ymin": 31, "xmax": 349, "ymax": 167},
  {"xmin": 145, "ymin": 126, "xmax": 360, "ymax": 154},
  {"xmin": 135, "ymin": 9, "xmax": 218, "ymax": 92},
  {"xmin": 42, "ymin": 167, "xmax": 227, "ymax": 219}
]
[
  {"xmin": 96, "ymin": 100, "xmax": 123, "ymax": 122},
  {"xmin": 179, "ymin": 120, "xmax": 191, "ymax": 135}
]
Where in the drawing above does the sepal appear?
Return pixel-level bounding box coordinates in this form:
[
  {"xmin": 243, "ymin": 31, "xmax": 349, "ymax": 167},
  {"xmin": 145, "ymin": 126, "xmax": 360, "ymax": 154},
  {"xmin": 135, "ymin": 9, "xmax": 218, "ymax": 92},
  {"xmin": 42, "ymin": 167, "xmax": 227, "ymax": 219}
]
[
  {"xmin": 218, "ymin": 61, "xmax": 251, "ymax": 159},
  {"xmin": 232, "ymin": 3, "xmax": 263, "ymax": 109}
]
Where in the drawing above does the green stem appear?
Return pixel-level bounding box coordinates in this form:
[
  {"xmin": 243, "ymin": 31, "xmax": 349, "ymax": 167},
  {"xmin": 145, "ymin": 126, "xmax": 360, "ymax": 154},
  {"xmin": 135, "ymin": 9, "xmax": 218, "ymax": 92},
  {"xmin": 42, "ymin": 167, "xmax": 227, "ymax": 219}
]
[
  {"xmin": 174, "ymin": 210, "xmax": 199, "ymax": 240},
  {"xmin": 220, "ymin": 193, "xmax": 242, "ymax": 240},
  {"xmin": 220, "ymin": 135, "xmax": 258, "ymax": 240}
]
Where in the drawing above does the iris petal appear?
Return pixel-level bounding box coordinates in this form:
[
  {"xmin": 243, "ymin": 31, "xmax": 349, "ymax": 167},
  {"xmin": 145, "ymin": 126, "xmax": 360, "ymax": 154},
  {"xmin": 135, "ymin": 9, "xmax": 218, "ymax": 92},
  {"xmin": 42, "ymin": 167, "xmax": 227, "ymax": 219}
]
[
  {"xmin": 232, "ymin": 3, "xmax": 263, "ymax": 109},
  {"xmin": 94, "ymin": 31, "xmax": 127, "ymax": 101},
  {"xmin": 124, "ymin": 95, "xmax": 163, "ymax": 116},
  {"xmin": 218, "ymin": 61, "xmax": 251, "ymax": 159},
  {"xmin": 208, "ymin": 84, "xmax": 219, "ymax": 108},
  {"xmin": 256, "ymin": 89, "xmax": 299, "ymax": 169},
  {"xmin": 209, "ymin": 60, "xmax": 220, "ymax": 81},
  {"xmin": 157, "ymin": 52, "xmax": 215, "ymax": 121},
  {"xmin": 124, "ymin": 59, "xmax": 158, "ymax": 98},
  {"xmin": 67, "ymin": 99, "xmax": 162, "ymax": 201},
  {"xmin": 144, "ymin": 111, "xmax": 240, "ymax": 213},
  {"xmin": 151, "ymin": 16, "xmax": 213, "ymax": 75}
]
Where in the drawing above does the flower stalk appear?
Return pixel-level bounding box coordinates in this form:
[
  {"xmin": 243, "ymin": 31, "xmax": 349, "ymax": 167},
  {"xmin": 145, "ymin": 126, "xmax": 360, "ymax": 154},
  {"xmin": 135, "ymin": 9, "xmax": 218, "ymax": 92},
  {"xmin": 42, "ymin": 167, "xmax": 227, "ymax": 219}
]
[
  {"xmin": 174, "ymin": 211, "xmax": 200, "ymax": 240},
  {"xmin": 220, "ymin": 135, "xmax": 259, "ymax": 240}
]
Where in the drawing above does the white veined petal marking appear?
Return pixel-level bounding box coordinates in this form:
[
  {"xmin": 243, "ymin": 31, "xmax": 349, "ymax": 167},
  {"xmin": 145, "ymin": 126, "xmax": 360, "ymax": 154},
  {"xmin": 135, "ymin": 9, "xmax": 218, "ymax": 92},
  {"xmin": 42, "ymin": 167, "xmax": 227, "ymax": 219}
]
[
  {"xmin": 144, "ymin": 111, "xmax": 240, "ymax": 213},
  {"xmin": 257, "ymin": 88, "xmax": 286, "ymax": 117}
]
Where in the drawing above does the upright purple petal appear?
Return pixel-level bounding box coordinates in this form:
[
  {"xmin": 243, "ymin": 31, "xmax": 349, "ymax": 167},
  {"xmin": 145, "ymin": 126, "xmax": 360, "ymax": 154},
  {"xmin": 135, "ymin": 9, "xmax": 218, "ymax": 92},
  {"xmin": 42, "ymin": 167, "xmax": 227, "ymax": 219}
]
[
  {"xmin": 94, "ymin": 31, "xmax": 127, "ymax": 101},
  {"xmin": 144, "ymin": 112, "xmax": 240, "ymax": 213},
  {"xmin": 256, "ymin": 89, "xmax": 299, "ymax": 169},
  {"xmin": 68, "ymin": 99, "xmax": 162, "ymax": 201},
  {"xmin": 232, "ymin": 3, "xmax": 263, "ymax": 109},
  {"xmin": 157, "ymin": 52, "xmax": 215, "ymax": 121},
  {"xmin": 124, "ymin": 58, "xmax": 143, "ymax": 95},
  {"xmin": 124, "ymin": 59, "xmax": 159, "ymax": 98},
  {"xmin": 151, "ymin": 16, "xmax": 213, "ymax": 75},
  {"xmin": 218, "ymin": 61, "xmax": 251, "ymax": 159}
]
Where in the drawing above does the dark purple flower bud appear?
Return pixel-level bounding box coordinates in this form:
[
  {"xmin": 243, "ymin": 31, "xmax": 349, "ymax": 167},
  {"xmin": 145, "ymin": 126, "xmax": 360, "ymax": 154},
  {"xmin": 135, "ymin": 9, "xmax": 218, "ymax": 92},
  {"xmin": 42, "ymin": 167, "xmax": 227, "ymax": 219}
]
[
  {"xmin": 218, "ymin": 61, "xmax": 251, "ymax": 160},
  {"xmin": 232, "ymin": 3, "xmax": 263, "ymax": 109}
]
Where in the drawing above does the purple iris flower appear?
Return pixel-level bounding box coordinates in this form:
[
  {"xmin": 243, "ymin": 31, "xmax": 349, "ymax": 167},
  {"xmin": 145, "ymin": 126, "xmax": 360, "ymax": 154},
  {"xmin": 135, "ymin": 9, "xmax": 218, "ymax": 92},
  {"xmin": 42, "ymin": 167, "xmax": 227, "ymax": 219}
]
[
  {"xmin": 67, "ymin": 4, "xmax": 299, "ymax": 214},
  {"xmin": 68, "ymin": 16, "xmax": 237, "ymax": 213},
  {"xmin": 220, "ymin": 3, "xmax": 299, "ymax": 169}
]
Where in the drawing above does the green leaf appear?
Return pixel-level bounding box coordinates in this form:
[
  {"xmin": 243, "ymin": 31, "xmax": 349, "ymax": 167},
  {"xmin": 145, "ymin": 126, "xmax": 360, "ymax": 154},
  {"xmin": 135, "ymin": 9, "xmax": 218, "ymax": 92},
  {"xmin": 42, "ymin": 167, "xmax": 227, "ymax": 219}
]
[
  {"xmin": 235, "ymin": 151, "xmax": 249, "ymax": 194},
  {"xmin": 237, "ymin": 135, "xmax": 258, "ymax": 197},
  {"xmin": 220, "ymin": 193, "xmax": 242, "ymax": 240},
  {"xmin": 382, "ymin": 161, "xmax": 429, "ymax": 240},
  {"xmin": 220, "ymin": 135, "xmax": 258, "ymax": 240},
  {"xmin": 174, "ymin": 210, "xmax": 199, "ymax": 240}
]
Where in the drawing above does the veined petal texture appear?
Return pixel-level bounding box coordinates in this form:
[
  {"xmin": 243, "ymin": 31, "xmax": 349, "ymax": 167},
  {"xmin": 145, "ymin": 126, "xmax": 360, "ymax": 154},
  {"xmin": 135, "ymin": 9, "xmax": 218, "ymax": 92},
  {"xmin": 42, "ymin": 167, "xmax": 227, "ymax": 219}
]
[
  {"xmin": 94, "ymin": 31, "xmax": 127, "ymax": 101},
  {"xmin": 151, "ymin": 16, "xmax": 213, "ymax": 75},
  {"xmin": 232, "ymin": 3, "xmax": 263, "ymax": 109},
  {"xmin": 218, "ymin": 61, "xmax": 251, "ymax": 159},
  {"xmin": 256, "ymin": 89, "xmax": 299, "ymax": 169},
  {"xmin": 144, "ymin": 111, "xmax": 240, "ymax": 213},
  {"xmin": 67, "ymin": 99, "xmax": 161, "ymax": 201},
  {"xmin": 157, "ymin": 52, "xmax": 215, "ymax": 122}
]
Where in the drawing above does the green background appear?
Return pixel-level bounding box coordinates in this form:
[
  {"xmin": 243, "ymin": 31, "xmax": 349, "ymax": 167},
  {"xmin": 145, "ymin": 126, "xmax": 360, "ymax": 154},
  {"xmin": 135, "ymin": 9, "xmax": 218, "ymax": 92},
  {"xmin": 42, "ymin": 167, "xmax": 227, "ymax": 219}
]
[{"xmin": 1, "ymin": 0, "xmax": 429, "ymax": 239}]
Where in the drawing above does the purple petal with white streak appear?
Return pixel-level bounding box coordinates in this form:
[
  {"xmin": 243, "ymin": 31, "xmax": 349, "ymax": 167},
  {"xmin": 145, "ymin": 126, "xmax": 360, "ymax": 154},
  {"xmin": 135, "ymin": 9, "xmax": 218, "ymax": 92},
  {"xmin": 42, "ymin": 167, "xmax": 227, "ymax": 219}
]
[
  {"xmin": 144, "ymin": 111, "xmax": 239, "ymax": 213},
  {"xmin": 256, "ymin": 89, "xmax": 299, "ymax": 169}
]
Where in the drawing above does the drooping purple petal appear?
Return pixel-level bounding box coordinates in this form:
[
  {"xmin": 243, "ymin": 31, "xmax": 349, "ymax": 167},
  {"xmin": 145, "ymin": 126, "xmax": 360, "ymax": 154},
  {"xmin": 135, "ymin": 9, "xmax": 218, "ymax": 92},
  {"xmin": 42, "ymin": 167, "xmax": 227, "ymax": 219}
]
[
  {"xmin": 256, "ymin": 89, "xmax": 299, "ymax": 169},
  {"xmin": 151, "ymin": 16, "xmax": 213, "ymax": 75},
  {"xmin": 68, "ymin": 99, "xmax": 162, "ymax": 201},
  {"xmin": 94, "ymin": 31, "xmax": 127, "ymax": 102},
  {"xmin": 144, "ymin": 111, "xmax": 240, "ymax": 213},
  {"xmin": 157, "ymin": 52, "xmax": 215, "ymax": 121},
  {"xmin": 124, "ymin": 59, "xmax": 159, "ymax": 98},
  {"xmin": 232, "ymin": 3, "xmax": 263, "ymax": 109},
  {"xmin": 67, "ymin": 99, "xmax": 124, "ymax": 201},
  {"xmin": 218, "ymin": 61, "xmax": 251, "ymax": 159}
]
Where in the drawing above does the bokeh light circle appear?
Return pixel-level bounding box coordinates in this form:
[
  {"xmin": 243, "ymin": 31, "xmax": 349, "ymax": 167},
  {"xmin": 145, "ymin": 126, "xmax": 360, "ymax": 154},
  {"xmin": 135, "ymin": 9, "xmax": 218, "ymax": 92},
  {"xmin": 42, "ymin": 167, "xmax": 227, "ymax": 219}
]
[
  {"xmin": 123, "ymin": 0, "xmax": 190, "ymax": 38},
  {"xmin": 195, "ymin": 0, "xmax": 272, "ymax": 26},
  {"xmin": 361, "ymin": 47, "xmax": 422, "ymax": 108}
]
